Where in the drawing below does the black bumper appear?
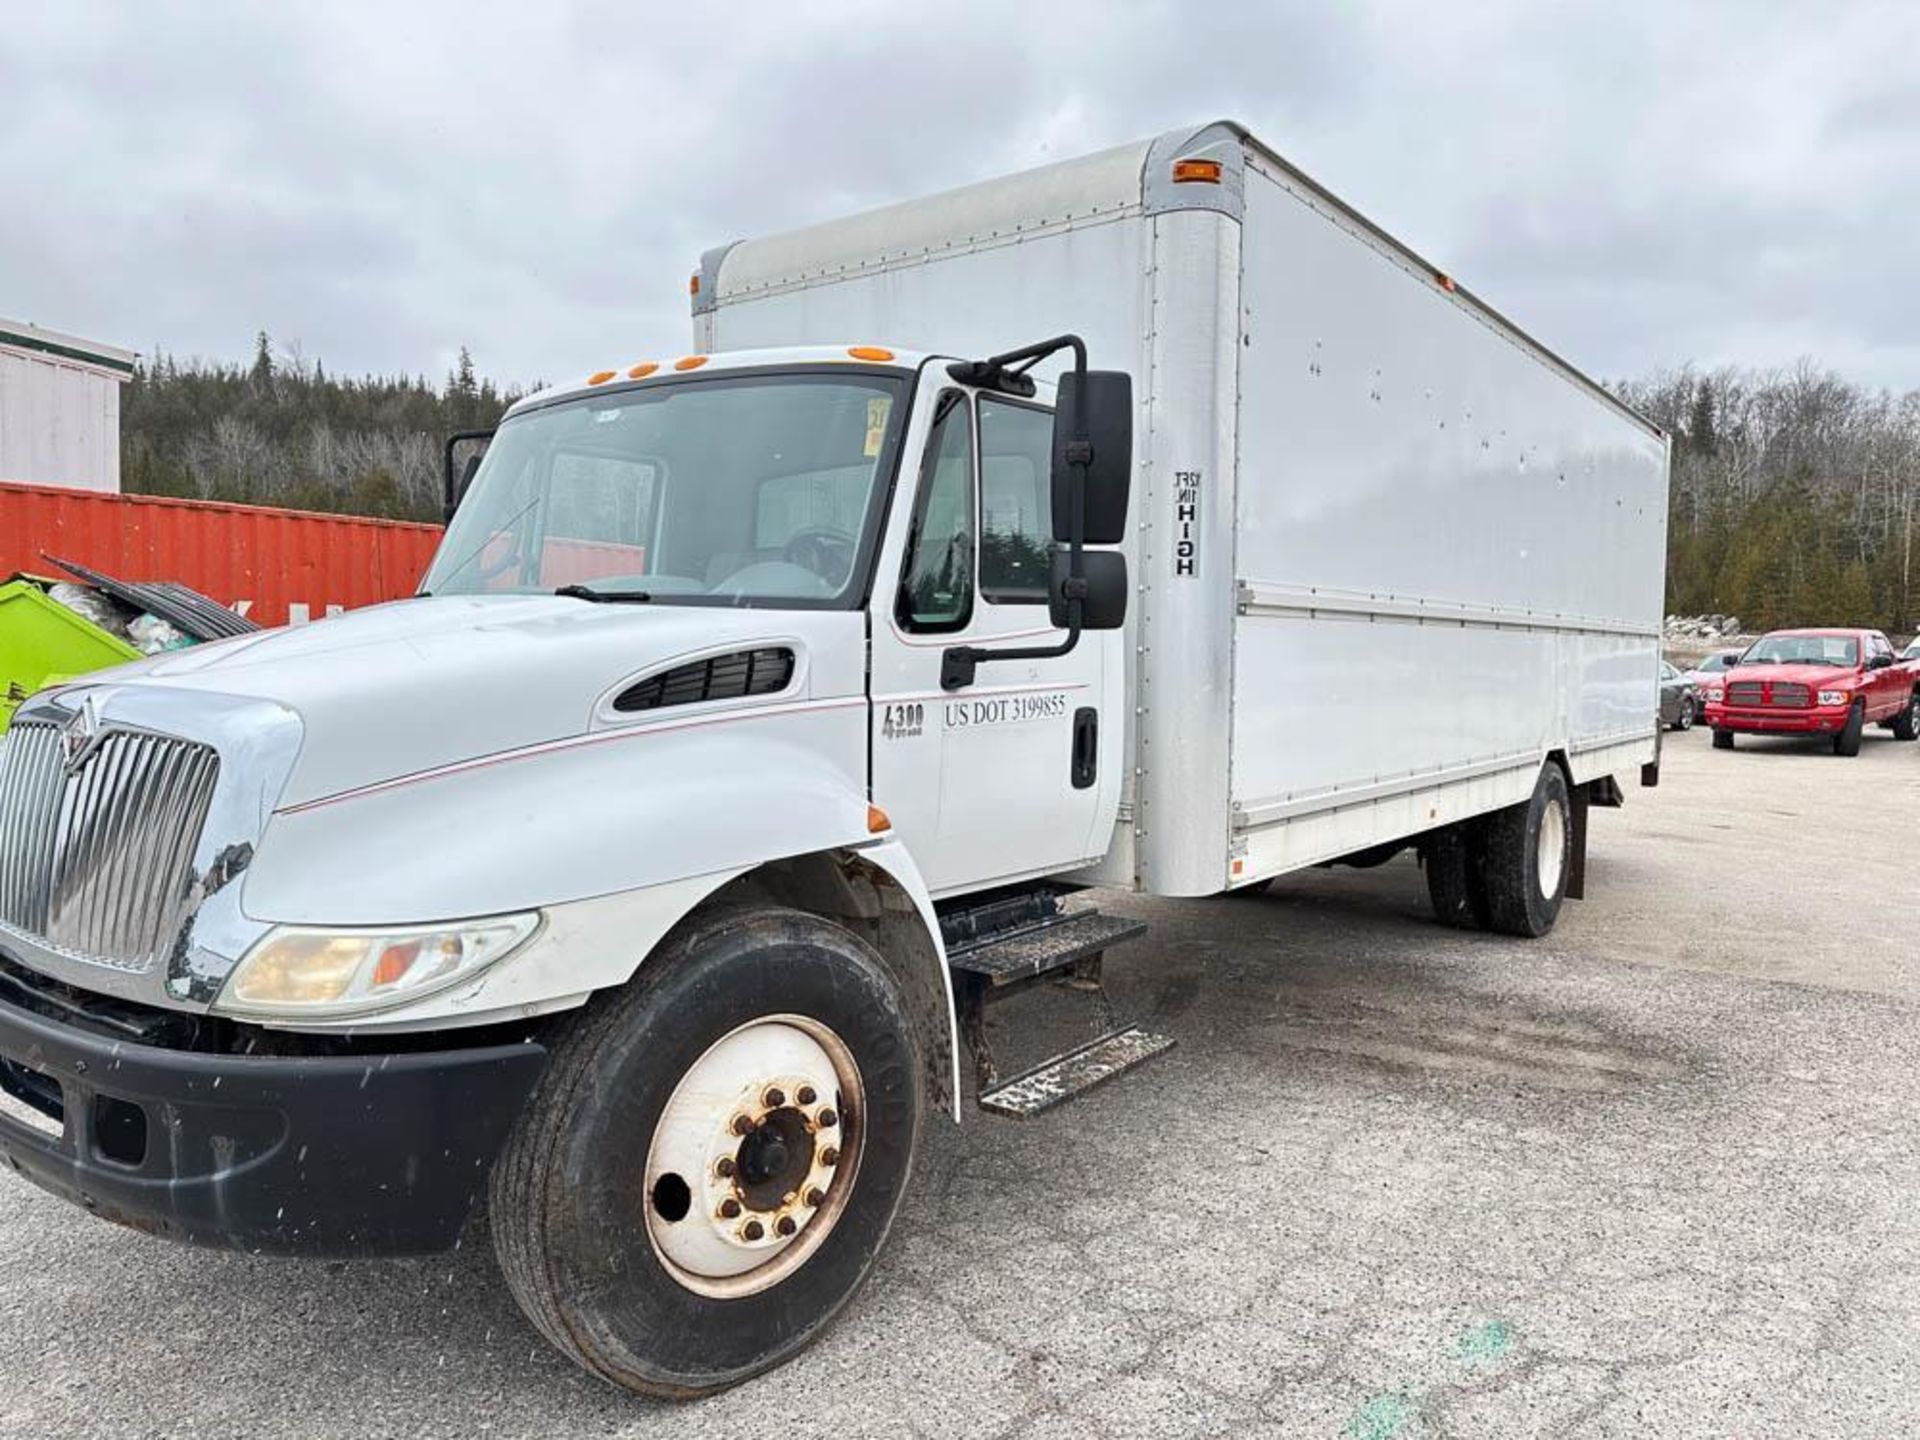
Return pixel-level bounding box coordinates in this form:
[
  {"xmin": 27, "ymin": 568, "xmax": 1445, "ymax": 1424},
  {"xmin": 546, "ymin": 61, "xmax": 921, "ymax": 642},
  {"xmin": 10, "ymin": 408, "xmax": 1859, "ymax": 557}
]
[{"xmin": 0, "ymin": 992, "xmax": 547, "ymax": 1256}]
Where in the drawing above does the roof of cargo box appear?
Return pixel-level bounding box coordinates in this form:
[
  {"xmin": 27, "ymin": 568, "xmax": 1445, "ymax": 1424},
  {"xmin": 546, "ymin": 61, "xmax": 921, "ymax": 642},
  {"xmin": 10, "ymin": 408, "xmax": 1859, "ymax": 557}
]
[{"xmin": 696, "ymin": 121, "xmax": 1660, "ymax": 439}]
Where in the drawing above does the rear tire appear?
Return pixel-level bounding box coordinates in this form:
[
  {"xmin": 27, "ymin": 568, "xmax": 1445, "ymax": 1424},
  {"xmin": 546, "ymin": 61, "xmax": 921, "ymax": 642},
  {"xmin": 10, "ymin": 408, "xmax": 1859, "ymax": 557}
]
[
  {"xmin": 1833, "ymin": 701, "xmax": 1865, "ymax": 757},
  {"xmin": 1893, "ymin": 691, "xmax": 1920, "ymax": 742},
  {"xmin": 1477, "ymin": 766, "xmax": 1572, "ymax": 938},
  {"xmin": 491, "ymin": 906, "xmax": 921, "ymax": 1398},
  {"xmin": 1712, "ymin": 729, "xmax": 1734, "ymax": 750},
  {"xmin": 1424, "ymin": 824, "xmax": 1491, "ymax": 930}
]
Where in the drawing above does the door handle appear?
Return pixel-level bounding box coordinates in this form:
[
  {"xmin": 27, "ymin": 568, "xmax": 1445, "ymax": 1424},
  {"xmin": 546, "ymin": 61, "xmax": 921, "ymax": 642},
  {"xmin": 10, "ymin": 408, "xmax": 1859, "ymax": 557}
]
[{"xmin": 1071, "ymin": 707, "xmax": 1098, "ymax": 789}]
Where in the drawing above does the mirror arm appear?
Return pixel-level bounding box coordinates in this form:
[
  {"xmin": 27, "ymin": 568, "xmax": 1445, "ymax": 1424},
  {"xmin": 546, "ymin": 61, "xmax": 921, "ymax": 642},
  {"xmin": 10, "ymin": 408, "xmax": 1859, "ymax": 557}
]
[{"xmin": 941, "ymin": 337, "xmax": 1092, "ymax": 691}]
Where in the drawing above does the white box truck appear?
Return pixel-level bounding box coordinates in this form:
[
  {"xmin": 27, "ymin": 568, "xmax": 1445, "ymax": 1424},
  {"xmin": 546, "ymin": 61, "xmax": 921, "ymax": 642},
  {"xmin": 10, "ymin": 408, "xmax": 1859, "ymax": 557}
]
[{"xmin": 0, "ymin": 121, "xmax": 1668, "ymax": 1397}]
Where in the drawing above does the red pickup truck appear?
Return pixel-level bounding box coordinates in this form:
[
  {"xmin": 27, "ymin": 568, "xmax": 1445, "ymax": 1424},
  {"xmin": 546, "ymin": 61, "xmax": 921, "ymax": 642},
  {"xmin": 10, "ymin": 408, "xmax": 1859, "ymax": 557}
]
[{"xmin": 1704, "ymin": 628, "xmax": 1920, "ymax": 755}]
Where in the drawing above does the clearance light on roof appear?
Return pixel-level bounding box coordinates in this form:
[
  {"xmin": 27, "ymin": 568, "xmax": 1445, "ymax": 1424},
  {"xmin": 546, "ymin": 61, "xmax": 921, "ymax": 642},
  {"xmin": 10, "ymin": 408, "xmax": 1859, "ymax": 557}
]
[
  {"xmin": 847, "ymin": 346, "xmax": 895, "ymax": 362},
  {"xmin": 587, "ymin": 369, "xmax": 617, "ymax": 385},
  {"xmin": 1436, "ymin": 272, "xmax": 1458, "ymax": 293},
  {"xmin": 1172, "ymin": 158, "xmax": 1223, "ymax": 184},
  {"xmin": 674, "ymin": 355, "xmax": 709, "ymax": 372},
  {"xmin": 689, "ymin": 272, "xmax": 701, "ymax": 296},
  {"xmin": 627, "ymin": 362, "xmax": 659, "ymax": 379}
]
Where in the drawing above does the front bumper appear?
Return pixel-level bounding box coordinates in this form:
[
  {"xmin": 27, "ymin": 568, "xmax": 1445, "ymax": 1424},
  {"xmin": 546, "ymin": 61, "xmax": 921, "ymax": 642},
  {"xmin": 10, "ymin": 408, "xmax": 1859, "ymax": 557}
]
[
  {"xmin": 1704, "ymin": 705, "xmax": 1849, "ymax": 735},
  {"xmin": 0, "ymin": 986, "xmax": 547, "ymax": 1256}
]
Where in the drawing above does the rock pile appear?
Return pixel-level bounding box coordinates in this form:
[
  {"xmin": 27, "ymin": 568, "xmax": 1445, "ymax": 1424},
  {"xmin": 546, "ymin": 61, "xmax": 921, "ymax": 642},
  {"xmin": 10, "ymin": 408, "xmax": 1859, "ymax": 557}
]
[{"xmin": 1664, "ymin": 614, "xmax": 1743, "ymax": 645}]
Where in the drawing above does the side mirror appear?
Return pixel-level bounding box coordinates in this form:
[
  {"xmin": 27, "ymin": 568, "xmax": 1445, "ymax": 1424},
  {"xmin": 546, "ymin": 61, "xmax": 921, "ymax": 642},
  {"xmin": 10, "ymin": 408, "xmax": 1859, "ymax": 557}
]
[
  {"xmin": 1867, "ymin": 653, "xmax": 1893, "ymax": 670},
  {"xmin": 1049, "ymin": 549, "xmax": 1128, "ymax": 631},
  {"xmin": 444, "ymin": 429, "xmax": 495, "ymax": 522},
  {"xmin": 1051, "ymin": 370, "xmax": 1132, "ymax": 544}
]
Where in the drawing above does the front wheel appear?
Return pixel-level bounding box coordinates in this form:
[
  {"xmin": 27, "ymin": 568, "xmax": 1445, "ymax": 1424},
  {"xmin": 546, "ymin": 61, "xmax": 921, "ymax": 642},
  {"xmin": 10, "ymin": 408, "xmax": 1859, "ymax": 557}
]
[
  {"xmin": 491, "ymin": 907, "xmax": 921, "ymax": 1397},
  {"xmin": 1834, "ymin": 701, "xmax": 1865, "ymax": 757},
  {"xmin": 1893, "ymin": 691, "xmax": 1920, "ymax": 742},
  {"xmin": 1674, "ymin": 695, "xmax": 1695, "ymax": 731}
]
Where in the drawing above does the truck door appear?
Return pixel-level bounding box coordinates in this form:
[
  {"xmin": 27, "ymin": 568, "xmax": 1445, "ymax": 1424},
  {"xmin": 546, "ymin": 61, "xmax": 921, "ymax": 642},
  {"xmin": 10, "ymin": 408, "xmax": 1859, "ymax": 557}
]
[{"xmin": 869, "ymin": 381, "xmax": 1113, "ymax": 897}]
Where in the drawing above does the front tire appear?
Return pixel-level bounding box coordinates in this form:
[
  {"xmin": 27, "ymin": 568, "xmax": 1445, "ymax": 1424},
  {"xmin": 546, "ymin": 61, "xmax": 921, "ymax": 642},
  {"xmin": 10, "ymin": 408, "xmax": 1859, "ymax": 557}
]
[
  {"xmin": 1893, "ymin": 691, "xmax": 1920, "ymax": 742},
  {"xmin": 491, "ymin": 906, "xmax": 921, "ymax": 1398},
  {"xmin": 1834, "ymin": 701, "xmax": 1865, "ymax": 757},
  {"xmin": 1712, "ymin": 729, "xmax": 1734, "ymax": 750},
  {"xmin": 1674, "ymin": 695, "xmax": 1695, "ymax": 731},
  {"xmin": 1477, "ymin": 766, "xmax": 1572, "ymax": 938}
]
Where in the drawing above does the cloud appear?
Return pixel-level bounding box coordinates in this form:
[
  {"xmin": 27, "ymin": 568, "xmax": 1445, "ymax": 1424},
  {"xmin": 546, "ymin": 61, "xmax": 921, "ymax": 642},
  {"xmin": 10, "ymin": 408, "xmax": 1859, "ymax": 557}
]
[{"xmin": 2, "ymin": 0, "xmax": 1915, "ymax": 391}]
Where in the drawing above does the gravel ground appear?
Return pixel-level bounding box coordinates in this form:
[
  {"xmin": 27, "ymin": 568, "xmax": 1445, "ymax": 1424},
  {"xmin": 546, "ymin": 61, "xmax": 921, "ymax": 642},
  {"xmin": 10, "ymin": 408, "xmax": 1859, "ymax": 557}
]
[{"xmin": 3, "ymin": 726, "xmax": 1918, "ymax": 1438}]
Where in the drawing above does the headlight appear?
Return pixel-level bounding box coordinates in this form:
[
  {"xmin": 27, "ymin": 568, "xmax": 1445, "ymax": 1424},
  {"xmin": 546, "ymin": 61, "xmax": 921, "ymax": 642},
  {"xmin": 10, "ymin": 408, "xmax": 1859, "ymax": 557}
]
[
  {"xmin": 1707, "ymin": 687, "xmax": 1724, "ymax": 702},
  {"xmin": 1818, "ymin": 689, "xmax": 1849, "ymax": 706},
  {"xmin": 217, "ymin": 914, "xmax": 540, "ymax": 1018}
]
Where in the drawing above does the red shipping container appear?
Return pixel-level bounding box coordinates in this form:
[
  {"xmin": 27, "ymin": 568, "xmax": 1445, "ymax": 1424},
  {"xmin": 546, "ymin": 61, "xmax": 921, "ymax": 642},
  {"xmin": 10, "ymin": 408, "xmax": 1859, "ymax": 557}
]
[{"xmin": 0, "ymin": 481, "xmax": 444, "ymax": 628}]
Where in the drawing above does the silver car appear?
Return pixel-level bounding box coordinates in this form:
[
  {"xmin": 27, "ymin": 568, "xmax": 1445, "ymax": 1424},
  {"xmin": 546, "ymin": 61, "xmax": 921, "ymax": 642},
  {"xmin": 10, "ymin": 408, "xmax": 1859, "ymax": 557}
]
[{"xmin": 1659, "ymin": 660, "xmax": 1698, "ymax": 731}]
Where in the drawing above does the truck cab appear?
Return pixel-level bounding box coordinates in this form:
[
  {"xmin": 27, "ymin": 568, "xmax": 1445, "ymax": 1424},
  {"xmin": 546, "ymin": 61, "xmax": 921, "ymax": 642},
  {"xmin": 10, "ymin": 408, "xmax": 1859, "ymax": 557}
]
[{"xmin": 0, "ymin": 339, "xmax": 1141, "ymax": 1397}]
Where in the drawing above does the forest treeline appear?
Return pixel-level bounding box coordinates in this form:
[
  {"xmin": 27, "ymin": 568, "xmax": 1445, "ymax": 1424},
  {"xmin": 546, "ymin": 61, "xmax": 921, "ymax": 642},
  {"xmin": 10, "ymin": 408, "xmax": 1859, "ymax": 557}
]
[
  {"xmin": 1617, "ymin": 363, "xmax": 1917, "ymax": 635},
  {"xmin": 121, "ymin": 339, "xmax": 1917, "ymax": 634},
  {"xmin": 122, "ymin": 333, "xmax": 523, "ymax": 521}
]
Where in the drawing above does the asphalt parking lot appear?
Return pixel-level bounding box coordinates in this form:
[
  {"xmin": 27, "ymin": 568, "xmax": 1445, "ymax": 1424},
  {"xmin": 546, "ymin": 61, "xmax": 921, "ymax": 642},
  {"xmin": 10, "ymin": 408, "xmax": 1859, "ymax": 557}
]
[{"xmin": 4, "ymin": 726, "xmax": 1918, "ymax": 1438}]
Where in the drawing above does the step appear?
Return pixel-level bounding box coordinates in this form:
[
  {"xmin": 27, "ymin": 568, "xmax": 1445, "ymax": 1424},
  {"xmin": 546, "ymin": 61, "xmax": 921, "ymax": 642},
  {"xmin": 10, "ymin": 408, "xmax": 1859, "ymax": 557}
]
[
  {"xmin": 947, "ymin": 910, "xmax": 1147, "ymax": 990},
  {"xmin": 978, "ymin": 1025, "xmax": 1177, "ymax": 1119}
]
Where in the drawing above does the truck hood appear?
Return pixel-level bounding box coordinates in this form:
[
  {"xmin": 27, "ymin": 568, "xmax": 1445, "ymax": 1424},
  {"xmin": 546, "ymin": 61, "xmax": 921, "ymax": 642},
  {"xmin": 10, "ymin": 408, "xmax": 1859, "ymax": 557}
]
[
  {"xmin": 1718, "ymin": 663, "xmax": 1861, "ymax": 692},
  {"xmin": 89, "ymin": 595, "xmax": 864, "ymax": 808}
]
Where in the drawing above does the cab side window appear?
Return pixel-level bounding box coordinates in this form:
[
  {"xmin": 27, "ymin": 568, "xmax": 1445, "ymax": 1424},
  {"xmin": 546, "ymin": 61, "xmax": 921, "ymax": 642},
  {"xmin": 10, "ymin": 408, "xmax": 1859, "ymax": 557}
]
[
  {"xmin": 977, "ymin": 397, "xmax": 1054, "ymax": 603},
  {"xmin": 897, "ymin": 393, "xmax": 975, "ymax": 632}
]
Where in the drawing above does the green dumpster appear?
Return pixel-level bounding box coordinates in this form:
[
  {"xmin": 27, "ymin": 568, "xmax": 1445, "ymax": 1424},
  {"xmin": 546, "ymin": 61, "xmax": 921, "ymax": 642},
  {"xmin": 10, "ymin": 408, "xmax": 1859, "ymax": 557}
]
[{"xmin": 0, "ymin": 577, "xmax": 141, "ymax": 734}]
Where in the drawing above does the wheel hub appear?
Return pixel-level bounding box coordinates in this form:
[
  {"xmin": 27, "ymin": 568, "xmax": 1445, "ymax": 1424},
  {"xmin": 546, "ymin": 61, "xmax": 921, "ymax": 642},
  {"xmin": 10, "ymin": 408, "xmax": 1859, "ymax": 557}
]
[{"xmin": 643, "ymin": 1017, "xmax": 860, "ymax": 1299}]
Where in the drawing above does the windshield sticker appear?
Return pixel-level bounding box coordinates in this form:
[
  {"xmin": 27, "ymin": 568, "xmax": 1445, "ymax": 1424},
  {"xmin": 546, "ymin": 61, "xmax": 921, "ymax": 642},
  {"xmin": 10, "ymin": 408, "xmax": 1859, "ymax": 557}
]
[{"xmin": 865, "ymin": 397, "xmax": 891, "ymax": 458}]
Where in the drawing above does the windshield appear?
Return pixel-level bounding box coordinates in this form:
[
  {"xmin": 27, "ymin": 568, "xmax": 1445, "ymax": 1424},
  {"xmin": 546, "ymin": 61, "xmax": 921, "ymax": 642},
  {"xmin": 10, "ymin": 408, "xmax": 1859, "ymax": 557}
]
[
  {"xmin": 424, "ymin": 372, "xmax": 906, "ymax": 606},
  {"xmin": 1738, "ymin": 634, "xmax": 1859, "ymax": 667}
]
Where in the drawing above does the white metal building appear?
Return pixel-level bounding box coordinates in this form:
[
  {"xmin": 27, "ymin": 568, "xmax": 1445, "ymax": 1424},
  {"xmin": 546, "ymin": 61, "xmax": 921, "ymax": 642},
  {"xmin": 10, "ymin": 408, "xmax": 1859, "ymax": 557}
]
[{"xmin": 0, "ymin": 318, "xmax": 135, "ymax": 493}]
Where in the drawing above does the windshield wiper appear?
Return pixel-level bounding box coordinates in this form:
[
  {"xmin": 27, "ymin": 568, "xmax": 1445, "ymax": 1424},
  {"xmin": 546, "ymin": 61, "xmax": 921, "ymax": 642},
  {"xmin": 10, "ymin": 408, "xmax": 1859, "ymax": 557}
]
[{"xmin": 554, "ymin": 584, "xmax": 654, "ymax": 604}]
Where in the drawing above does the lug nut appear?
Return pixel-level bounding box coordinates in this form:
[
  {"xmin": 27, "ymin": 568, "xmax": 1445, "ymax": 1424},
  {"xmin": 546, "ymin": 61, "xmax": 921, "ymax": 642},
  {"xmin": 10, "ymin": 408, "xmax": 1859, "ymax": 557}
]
[
  {"xmin": 763, "ymin": 1087, "xmax": 786, "ymax": 1108},
  {"xmin": 731, "ymin": 1115, "xmax": 754, "ymax": 1136},
  {"xmin": 820, "ymin": 1146, "xmax": 840, "ymax": 1167},
  {"xmin": 796, "ymin": 1086, "xmax": 817, "ymax": 1106},
  {"xmin": 815, "ymin": 1108, "xmax": 838, "ymax": 1129},
  {"xmin": 776, "ymin": 1215, "xmax": 797, "ymax": 1237},
  {"xmin": 805, "ymin": 1187, "xmax": 827, "ymax": 1208},
  {"xmin": 715, "ymin": 1157, "xmax": 736, "ymax": 1179},
  {"xmin": 719, "ymin": 1198, "xmax": 741, "ymax": 1219},
  {"xmin": 742, "ymin": 1220, "xmax": 765, "ymax": 1242}
]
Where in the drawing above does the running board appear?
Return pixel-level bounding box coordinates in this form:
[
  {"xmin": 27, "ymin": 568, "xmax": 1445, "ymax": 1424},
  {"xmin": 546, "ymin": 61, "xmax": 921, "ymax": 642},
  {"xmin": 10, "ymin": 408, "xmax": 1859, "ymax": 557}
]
[
  {"xmin": 978, "ymin": 1026, "xmax": 1177, "ymax": 1119},
  {"xmin": 947, "ymin": 910, "xmax": 1147, "ymax": 990}
]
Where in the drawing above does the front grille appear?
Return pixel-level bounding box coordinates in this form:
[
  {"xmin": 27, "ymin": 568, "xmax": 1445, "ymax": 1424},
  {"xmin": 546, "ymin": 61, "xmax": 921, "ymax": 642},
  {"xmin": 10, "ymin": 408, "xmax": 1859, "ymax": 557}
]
[
  {"xmin": 0, "ymin": 722, "xmax": 220, "ymax": 973},
  {"xmin": 1725, "ymin": 680, "xmax": 1810, "ymax": 709}
]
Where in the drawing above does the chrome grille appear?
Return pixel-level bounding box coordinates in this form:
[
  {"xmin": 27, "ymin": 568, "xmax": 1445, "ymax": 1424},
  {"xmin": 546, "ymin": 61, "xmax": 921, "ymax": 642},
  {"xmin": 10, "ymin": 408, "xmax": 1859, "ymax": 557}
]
[
  {"xmin": 0, "ymin": 721, "xmax": 220, "ymax": 972},
  {"xmin": 1725, "ymin": 680, "xmax": 1810, "ymax": 709}
]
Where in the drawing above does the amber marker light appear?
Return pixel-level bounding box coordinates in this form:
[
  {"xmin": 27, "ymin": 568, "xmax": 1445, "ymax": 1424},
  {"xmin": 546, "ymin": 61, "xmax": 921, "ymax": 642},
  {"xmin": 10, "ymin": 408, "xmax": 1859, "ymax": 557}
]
[
  {"xmin": 1172, "ymin": 158, "xmax": 1223, "ymax": 184},
  {"xmin": 867, "ymin": 804, "xmax": 892, "ymax": 834},
  {"xmin": 847, "ymin": 346, "xmax": 895, "ymax": 362},
  {"xmin": 674, "ymin": 355, "xmax": 709, "ymax": 371},
  {"xmin": 627, "ymin": 362, "xmax": 659, "ymax": 380},
  {"xmin": 587, "ymin": 369, "xmax": 617, "ymax": 385}
]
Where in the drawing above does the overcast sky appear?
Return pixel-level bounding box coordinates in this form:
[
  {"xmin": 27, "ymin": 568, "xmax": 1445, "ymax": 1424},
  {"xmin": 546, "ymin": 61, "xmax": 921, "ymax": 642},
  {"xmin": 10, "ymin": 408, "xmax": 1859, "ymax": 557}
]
[{"xmin": 4, "ymin": 2, "xmax": 1916, "ymax": 392}]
